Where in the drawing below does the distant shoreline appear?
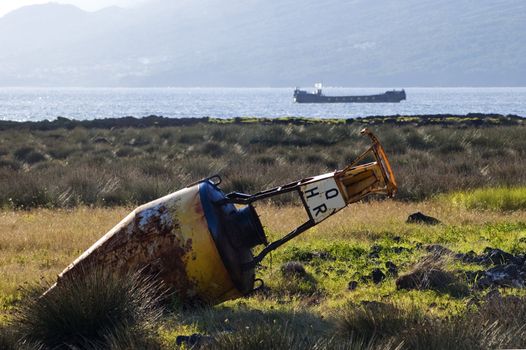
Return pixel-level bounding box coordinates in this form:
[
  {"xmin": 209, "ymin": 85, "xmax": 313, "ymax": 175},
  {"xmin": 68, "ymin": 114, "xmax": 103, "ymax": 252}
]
[{"xmin": 0, "ymin": 113, "xmax": 523, "ymax": 131}]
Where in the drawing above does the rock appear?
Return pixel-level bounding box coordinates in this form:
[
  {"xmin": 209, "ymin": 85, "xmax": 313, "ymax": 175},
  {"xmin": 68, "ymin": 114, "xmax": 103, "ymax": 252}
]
[
  {"xmin": 385, "ymin": 261, "xmax": 398, "ymax": 276},
  {"xmin": 392, "ymin": 246, "xmax": 411, "ymax": 254},
  {"xmin": 485, "ymin": 264, "xmax": 522, "ymax": 287},
  {"xmin": 407, "ymin": 212, "xmax": 441, "ymax": 225},
  {"xmin": 483, "ymin": 248, "xmax": 518, "ymax": 265},
  {"xmin": 368, "ymin": 252, "xmax": 380, "ymax": 259},
  {"xmin": 455, "ymin": 250, "xmax": 484, "ymax": 264},
  {"xmin": 348, "ymin": 280, "xmax": 359, "ymax": 291},
  {"xmin": 475, "ymin": 276, "xmax": 493, "ymax": 290},
  {"xmin": 425, "ymin": 244, "xmax": 452, "ymax": 255},
  {"xmin": 463, "ymin": 270, "xmax": 485, "ymax": 283},
  {"xmin": 370, "ymin": 244, "xmax": 381, "ymax": 252},
  {"xmin": 280, "ymin": 261, "xmax": 307, "ymax": 278},
  {"xmin": 393, "ymin": 236, "xmax": 402, "ymax": 243},
  {"xmin": 368, "ymin": 244, "xmax": 382, "ymax": 259},
  {"xmin": 371, "ymin": 269, "xmax": 386, "ymax": 284}
]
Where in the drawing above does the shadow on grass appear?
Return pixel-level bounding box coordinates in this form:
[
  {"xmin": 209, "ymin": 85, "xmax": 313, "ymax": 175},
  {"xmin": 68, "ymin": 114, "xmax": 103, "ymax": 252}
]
[{"xmin": 170, "ymin": 305, "xmax": 399, "ymax": 350}]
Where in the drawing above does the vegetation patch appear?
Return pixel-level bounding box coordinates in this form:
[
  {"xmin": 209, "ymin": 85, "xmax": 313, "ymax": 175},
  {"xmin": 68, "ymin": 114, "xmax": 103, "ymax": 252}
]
[
  {"xmin": 2, "ymin": 269, "xmax": 164, "ymax": 349},
  {"xmin": 447, "ymin": 187, "xmax": 526, "ymax": 211}
]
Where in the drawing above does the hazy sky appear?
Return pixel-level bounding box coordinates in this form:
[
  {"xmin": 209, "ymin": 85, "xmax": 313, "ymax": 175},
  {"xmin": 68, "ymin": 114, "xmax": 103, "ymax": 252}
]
[{"xmin": 0, "ymin": 0, "xmax": 148, "ymax": 17}]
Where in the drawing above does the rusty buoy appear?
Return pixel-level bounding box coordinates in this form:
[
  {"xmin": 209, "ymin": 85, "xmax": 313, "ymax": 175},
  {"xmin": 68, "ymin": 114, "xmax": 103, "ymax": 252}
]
[{"xmin": 48, "ymin": 129, "xmax": 396, "ymax": 305}]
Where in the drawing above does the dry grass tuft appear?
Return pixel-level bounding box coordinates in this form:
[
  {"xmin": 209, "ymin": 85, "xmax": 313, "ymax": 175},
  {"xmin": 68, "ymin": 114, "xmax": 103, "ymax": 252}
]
[
  {"xmin": 396, "ymin": 253, "xmax": 469, "ymax": 297},
  {"xmin": 7, "ymin": 268, "xmax": 164, "ymax": 349}
]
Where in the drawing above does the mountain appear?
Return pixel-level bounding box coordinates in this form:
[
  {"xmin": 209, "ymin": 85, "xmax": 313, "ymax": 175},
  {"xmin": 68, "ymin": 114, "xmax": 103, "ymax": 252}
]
[{"xmin": 0, "ymin": 0, "xmax": 524, "ymax": 87}]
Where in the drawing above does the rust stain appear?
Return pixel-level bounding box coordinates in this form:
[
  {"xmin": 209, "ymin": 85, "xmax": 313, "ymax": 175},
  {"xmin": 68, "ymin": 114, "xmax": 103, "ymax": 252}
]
[{"xmin": 57, "ymin": 204, "xmax": 199, "ymax": 300}]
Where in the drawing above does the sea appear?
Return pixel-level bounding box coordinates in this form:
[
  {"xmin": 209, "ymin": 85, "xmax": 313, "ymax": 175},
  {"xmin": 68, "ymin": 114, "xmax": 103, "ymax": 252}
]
[{"xmin": 0, "ymin": 87, "xmax": 525, "ymax": 122}]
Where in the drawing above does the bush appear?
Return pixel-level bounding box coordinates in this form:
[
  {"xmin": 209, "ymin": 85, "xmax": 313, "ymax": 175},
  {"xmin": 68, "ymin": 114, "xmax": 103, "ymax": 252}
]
[
  {"xmin": 13, "ymin": 147, "xmax": 46, "ymax": 164},
  {"xmin": 396, "ymin": 253, "xmax": 469, "ymax": 297},
  {"xmin": 2, "ymin": 122, "xmax": 526, "ymax": 208},
  {"xmin": 9, "ymin": 268, "xmax": 165, "ymax": 349}
]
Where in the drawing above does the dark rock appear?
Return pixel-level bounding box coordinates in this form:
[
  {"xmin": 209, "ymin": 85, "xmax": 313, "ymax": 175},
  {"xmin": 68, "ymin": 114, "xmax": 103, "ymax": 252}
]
[
  {"xmin": 370, "ymin": 244, "xmax": 382, "ymax": 253},
  {"xmin": 280, "ymin": 261, "xmax": 307, "ymax": 278},
  {"xmin": 371, "ymin": 269, "xmax": 386, "ymax": 284},
  {"xmin": 407, "ymin": 212, "xmax": 441, "ymax": 225},
  {"xmin": 392, "ymin": 246, "xmax": 411, "ymax": 254},
  {"xmin": 456, "ymin": 250, "xmax": 484, "ymax": 263},
  {"xmin": 486, "ymin": 264, "xmax": 522, "ymax": 287},
  {"xmin": 368, "ymin": 244, "xmax": 382, "ymax": 259},
  {"xmin": 475, "ymin": 276, "xmax": 493, "ymax": 290},
  {"xmin": 463, "ymin": 270, "xmax": 485, "ymax": 283},
  {"xmin": 454, "ymin": 253, "xmax": 465, "ymax": 260},
  {"xmin": 425, "ymin": 244, "xmax": 452, "ymax": 255},
  {"xmin": 484, "ymin": 248, "xmax": 517, "ymax": 265},
  {"xmin": 368, "ymin": 252, "xmax": 380, "ymax": 259},
  {"xmin": 385, "ymin": 261, "xmax": 398, "ymax": 276},
  {"xmin": 348, "ymin": 280, "xmax": 359, "ymax": 291},
  {"xmin": 176, "ymin": 333, "xmax": 213, "ymax": 347},
  {"xmin": 393, "ymin": 236, "xmax": 402, "ymax": 243}
]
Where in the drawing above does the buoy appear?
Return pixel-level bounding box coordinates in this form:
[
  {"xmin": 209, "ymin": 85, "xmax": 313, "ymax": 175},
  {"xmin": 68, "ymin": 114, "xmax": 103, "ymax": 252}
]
[{"xmin": 48, "ymin": 129, "xmax": 396, "ymax": 305}]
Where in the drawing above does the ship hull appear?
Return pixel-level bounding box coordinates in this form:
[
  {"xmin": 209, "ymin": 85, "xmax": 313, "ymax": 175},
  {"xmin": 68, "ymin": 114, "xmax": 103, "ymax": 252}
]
[{"xmin": 294, "ymin": 90, "xmax": 406, "ymax": 103}]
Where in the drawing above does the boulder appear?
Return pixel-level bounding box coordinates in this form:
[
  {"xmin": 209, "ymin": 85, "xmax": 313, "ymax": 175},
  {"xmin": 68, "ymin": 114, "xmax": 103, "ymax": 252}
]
[
  {"xmin": 385, "ymin": 261, "xmax": 398, "ymax": 276},
  {"xmin": 407, "ymin": 212, "xmax": 441, "ymax": 225},
  {"xmin": 483, "ymin": 248, "xmax": 519, "ymax": 265},
  {"xmin": 371, "ymin": 269, "xmax": 386, "ymax": 284},
  {"xmin": 348, "ymin": 280, "xmax": 359, "ymax": 291}
]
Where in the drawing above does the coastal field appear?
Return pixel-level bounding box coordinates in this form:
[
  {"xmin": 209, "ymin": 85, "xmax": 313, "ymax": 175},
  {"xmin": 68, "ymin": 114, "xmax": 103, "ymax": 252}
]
[{"xmin": 1, "ymin": 115, "xmax": 526, "ymax": 349}]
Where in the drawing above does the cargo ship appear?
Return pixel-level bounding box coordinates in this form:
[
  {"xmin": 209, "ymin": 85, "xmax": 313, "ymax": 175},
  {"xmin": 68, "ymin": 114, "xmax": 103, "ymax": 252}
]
[{"xmin": 293, "ymin": 83, "xmax": 406, "ymax": 103}]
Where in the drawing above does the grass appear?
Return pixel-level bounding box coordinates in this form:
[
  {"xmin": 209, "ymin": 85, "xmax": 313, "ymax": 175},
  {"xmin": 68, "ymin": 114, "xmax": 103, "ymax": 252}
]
[
  {"xmin": 1, "ymin": 116, "xmax": 526, "ymax": 347},
  {"xmin": 1, "ymin": 200, "xmax": 526, "ymax": 347},
  {"xmin": 447, "ymin": 186, "xmax": 526, "ymax": 211},
  {"xmin": 8, "ymin": 269, "xmax": 164, "ymax": 349},
  {"xmin": 0, "ymin": 118, "xmax": 526, "ymax": 208}
]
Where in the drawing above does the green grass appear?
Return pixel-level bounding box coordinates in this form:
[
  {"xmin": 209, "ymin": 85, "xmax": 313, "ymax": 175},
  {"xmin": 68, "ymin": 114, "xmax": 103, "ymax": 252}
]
[
  {"xmin": 0, "ymin": 202, "xmax": 525, "ymax": 348},
  {"xmin": 447, "ymin": 187, "xmax": 526, "ymax": 211},
  {"xmin": 2, "ymin": 116, "xmax": 526, "ymax": 347}
]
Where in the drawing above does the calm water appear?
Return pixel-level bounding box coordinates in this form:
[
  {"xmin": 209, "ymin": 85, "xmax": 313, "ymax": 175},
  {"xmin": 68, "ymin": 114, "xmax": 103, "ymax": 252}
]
[{"xmin": 0, "ymin": 87, "xmax": 525, "ymax": 121}]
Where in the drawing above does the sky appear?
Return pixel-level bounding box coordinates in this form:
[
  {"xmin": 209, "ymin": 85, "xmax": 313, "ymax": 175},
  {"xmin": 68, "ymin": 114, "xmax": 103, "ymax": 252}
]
[{"xmin": 0, "ymin": 0, "xmax": 148, "ymax": 17}]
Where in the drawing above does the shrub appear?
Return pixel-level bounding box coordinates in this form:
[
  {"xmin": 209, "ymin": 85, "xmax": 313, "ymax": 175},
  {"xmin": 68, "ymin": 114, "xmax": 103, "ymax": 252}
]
[
  {"xmin": 10, "ymin": 269, "xmax": 165, "ymax": 349},
  {"xmin": 396, "ymin": 253, "xmax": 469, "ymax": 297},
  {"xmin": 13, "ymin": 147, "xmax": 46, "ymax": 164}
]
